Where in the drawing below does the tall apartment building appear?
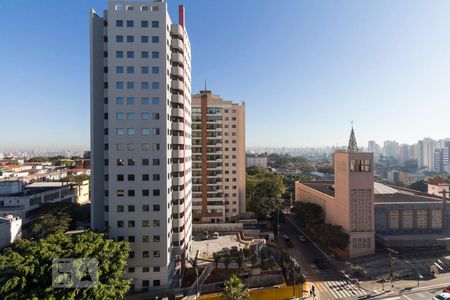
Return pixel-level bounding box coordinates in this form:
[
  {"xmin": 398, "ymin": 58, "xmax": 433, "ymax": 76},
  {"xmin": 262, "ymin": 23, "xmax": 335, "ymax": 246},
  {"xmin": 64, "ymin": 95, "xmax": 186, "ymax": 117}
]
[
  {"xmin": 418, "ymin": 138, "xmax": 436, "ymax": 171},
  {"xmin": 191, "ymin": 90, "xmax": 245, "ymax": 223},
  {"xmin": 90, "ymin": 1, "xmax": 192, "ymax": 290},
  {"xmin": 434, "ymin": 148, "xmax": 449, "ymax": 173}
]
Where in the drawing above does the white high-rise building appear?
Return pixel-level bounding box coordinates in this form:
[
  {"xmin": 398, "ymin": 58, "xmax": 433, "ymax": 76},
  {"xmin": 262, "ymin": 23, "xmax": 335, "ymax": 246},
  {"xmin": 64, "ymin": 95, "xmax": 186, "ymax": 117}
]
[
  {"xmin": 90, "ymin": 1, "xmax": 192, "ymax": 291},
  {"xmin": 418, "ymin": 138, "xmax": 437, "ymax": 171}
]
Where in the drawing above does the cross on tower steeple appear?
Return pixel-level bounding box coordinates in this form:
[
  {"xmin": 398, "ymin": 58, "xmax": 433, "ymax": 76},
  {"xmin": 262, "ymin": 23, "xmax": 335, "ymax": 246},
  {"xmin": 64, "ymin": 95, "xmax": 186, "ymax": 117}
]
[{"xmin": 347, "ymin": 122, "xmax": 359, "ymax": 153}]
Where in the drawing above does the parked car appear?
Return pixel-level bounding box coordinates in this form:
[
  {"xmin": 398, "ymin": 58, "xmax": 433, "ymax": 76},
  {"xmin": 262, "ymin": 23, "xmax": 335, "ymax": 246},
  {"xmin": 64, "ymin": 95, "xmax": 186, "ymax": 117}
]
[
  {"xmin": 443, "ymin": 287, "xmax": 450, "ymax": 293},
  {"xmin": 213, "ymin": 232, "xmax": 220, "ymax": 239},
  {"xmin": 433, "ymin": 292, "xmax": 450, "ymax": 300},
  {"xmin": 202, "ymin": 231, "xmax": 209, "ymax": 240},
  {"xmin": 297, "ymin": 234, "xmax": 308, "ymax": 243},
  {"xmin": 313, "ymin": 258, "xmax": 327, "ymax": 270}
]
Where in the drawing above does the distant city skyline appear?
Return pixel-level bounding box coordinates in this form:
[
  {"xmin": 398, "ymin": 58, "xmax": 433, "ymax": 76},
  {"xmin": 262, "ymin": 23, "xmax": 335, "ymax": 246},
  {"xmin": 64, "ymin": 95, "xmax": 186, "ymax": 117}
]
[{"xmin": 2, "ymin": 0, "xmax": 450, "ymax": 149}]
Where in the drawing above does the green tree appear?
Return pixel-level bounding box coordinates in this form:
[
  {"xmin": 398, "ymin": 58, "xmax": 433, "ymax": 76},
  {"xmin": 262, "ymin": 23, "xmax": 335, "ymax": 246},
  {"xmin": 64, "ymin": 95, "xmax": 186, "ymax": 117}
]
[
  {"xmin": 31, "ymin": 211, "xmax": 72, "ymax": 236},
  {"xmin": 317, "ymin": 223, "xmax": 350, "ymax": 250},
  {"xmin": 223, "ymin": 253, "xmax": 232, "ymax": 271},
  {"xmin": 0, "ymin": 231, "xmax": 131, "ymax": 299},
  {"xmin": 246, "ymin": 169, "xmax": 285, "ymax": 220},
  {"xmin": 27, "ymin": 156, "xmax": 50, "ymax": 163},
  {"xmin": 213, "ymin": 252, "xmax": 221, "ymax": 268},
  {"xmin": 292, "ymin": 202, "xmax": 325, "ymax": 229},
  {"xmin": 408, "ymin": 180, "xmax": 427, "ymax": 192},
  {"xmin": 223, "ymin": 274, "xmax": 249, "ymax": 300}
]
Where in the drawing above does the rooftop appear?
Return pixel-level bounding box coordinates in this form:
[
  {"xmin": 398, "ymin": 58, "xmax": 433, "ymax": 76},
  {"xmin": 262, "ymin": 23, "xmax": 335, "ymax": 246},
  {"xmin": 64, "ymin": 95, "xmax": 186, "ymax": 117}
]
[{"xmin": 427, "ymin": 176, "xmax": 450, "ymax": 186}]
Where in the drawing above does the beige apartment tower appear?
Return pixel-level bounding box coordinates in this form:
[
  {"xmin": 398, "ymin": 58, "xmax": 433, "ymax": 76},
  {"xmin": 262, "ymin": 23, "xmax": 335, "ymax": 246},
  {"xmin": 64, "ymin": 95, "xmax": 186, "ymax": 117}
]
[{"xmin": 191, "ymin": 90, "xmax": 245, "ymax": 223}]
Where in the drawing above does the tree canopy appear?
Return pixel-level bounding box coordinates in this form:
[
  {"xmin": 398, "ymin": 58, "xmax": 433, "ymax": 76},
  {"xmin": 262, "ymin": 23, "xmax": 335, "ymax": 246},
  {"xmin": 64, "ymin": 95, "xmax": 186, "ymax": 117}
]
[
  {"xmin": 246, "ymin": 169, "xmax": 285, "ymax": 220},
  {"xmin": 27, "ymin": 156, "xmax": 50, "ymax": 163},
  {"xmin": 0, "ymin": 231, "xmax": 131, "ymax": 300}
]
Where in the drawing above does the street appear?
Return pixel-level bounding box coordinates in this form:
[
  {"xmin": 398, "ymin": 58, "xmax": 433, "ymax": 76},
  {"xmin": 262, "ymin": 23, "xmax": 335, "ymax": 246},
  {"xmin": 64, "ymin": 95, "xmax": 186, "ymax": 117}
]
[{"xmin": 281, "ymin": 216, "xmax": 370, "ymax": 299}]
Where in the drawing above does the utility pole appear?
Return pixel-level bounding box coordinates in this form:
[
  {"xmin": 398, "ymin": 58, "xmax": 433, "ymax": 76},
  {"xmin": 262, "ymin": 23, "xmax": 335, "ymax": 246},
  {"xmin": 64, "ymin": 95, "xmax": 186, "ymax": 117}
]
[{"xmin": 387, "ymin": 248, "xmax": 398, "ymax": 289}]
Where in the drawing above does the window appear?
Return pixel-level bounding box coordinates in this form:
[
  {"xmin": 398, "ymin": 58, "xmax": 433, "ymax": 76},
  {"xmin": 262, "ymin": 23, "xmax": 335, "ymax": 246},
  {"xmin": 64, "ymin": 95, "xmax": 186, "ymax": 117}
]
[
  {"xmin": 152, "ymin": 36, "xmax": 159, "ymax": 43},
  {"xmin": 142, "ymin": 159, "xmax": 149, "ymax": 166},
  {"xmin": 141, "ymin": 66, "xmax": 149, "ymax": 74},
  {"xmin": 128, "ymin": 236, "xmax": 135, "ymax": 243},
  {"xmin": 116, "ymin": 113, "xmax": 124, "ymax": 120},
  {"xmin": 153, "ymin": 189, "xmax": 160, "ymax": 196},
  {"xmin": 141, "ymin": 36, "xmax": 148, "ymax": 43},
  {"xmin": 142, "ymin": 220, "xmax": 150, "ymax": 227},
  {"xmin": 152, "ymin": 66, "xmax": 159, "ymax": 74},
  {"xmin": 117, "ymin": 221, "xmax": 124, "ymax": 228},
  {"xmin": 128, "ymin": 174, "xmax": 135, "ymax": 181},
  {"xmin": 402, "ymin": 210, "xmax": 413, "ymax": 230},
  {"xmin": 128, "ymin": 205, "xmax": 135, "ymax": 212},
  {"xmin": 126, "ymin": 20, "xmax": 134, "ymax": 27},
  {"xmin": 153, "ymin": 250, "xmax": 160, "ymax": 258},
  {"xmin": 126, "ymin": 35, "xmax": 134, "ymax": 43},
  {"xmin": 116, "ymin": 143, "xmax": 124, "ymax": 151},
  {"xmin": 127, "ymin": 51, "xmax": 134, "ymax": 58},
  {"xmin": 416, "ymin": 209, "xmax": 427, "ymax": 229},
  {"xmin": 126, "ymin": 66, "xmax": 134, "ymax": 74},
  {"xmin": 127, "ymin": 143, "xmax": 135, "ymax": 151},
  {"xmin": 141, "ymin": 82, "xmax": 149, "ymax": 89},
  {"xmin": 128, "ymin": 159, "xmax": 135, "ymax": 166},
  {"xmin": 127, "ymin": 112, "xmax": 135, "ymax": 120},
  {"xmin": 153, "ymin": 280, "xmax": 160, "ymax": 287},
  {"xmin": 116, "ymin": 35, "xmax": 123, "ymax": 43},
  {"xmin": 432, "ymin": 209, "xmax": 443, "ymax": 229},
  {"xmin": 152, "ymin": 144, "xmax": 160, "ymax": 151},
  {"xmin": 117, "ymin": 174, "xmax": 124, "ymax": 181},
  {"xmin": 127, "ymin": 128, "xmax": 136, "ymax": 136},
  {"xmin": 143, "ymin": 189, "xmax": 149, "ymax": 196},
  {"xmin": 116, "ymin": 20, "xmax": 123, "ymax": 27},
  {"xmin": 117, "ymin": 205, "xmax": 124, "ymax": 212},
  {"xmin": 152, "ymin": 113, "xmax": 160, "ymax": 120},
  {"xmin": 152, "ymin": 174, "xmax": 160, "ymax": 181},
  {"xmin": 142, "ymin": 128, "xmax": 150, "ymax": 135},
  {"xmin": 143, "ymin": 251, "xmax": 149, "ymax": 258},
  {"xmin": 152, "ymin": 21, "xmax": 159, "ymax": 28},
  {"xmin": 152, "ymin": 159, "xmax": 160, "ymax": 166},
  {"xmin": 116, "ymin": 66, "xmax": 124, "ymax": 73},
  {"xmin": 142, "ymin": 174, "xmax": 150, "ymax": 181},
  {"xmin": 116, "ymin": 190, "xmax": 124, "ymax": 197},
  {"xmin": 152, "ymin": 51, "xmax": 159, "ymax": 59},
  {"xmin": 154, "ymin": 267, "xmax": 160, "ymax": 272},
  {"xmin": 152, "ymin": 97, "xmax": 160, "ymax": 105},
  {"xmin": 142, "ymin": 204, "xmax": 149, "ymax": 212},
  {"xmin": 350, "ymin": 160, "xmax": 372, "ymax": 172},
  {"xmin": 142, "ymin": 143, "xmax": 150, "ymax": 151},
  {"xmin": 141, "ymin": 112, "xmax": 150, "ymax": 120},
  {"xmin": 153, "ymin": 204, "xmax": 160, "ymax": 211},
  {"xmin": 127, "ymin": 81, "xmax": 134, "ymax": 89},
  {"xmin": 116, "ymin": 128, "xmax": 124, "ymax": 136},
  {"xmin": 153, "ymin": 220, "xmax": 160, "ymax": 227},
  {"xmin": 152, "ymin": 82, "xmax": 159, "ymax": 89},
  {"xmin": 128, "ymin": 267, "xmax": 135, "ymax": 273},
  {"xmin": 152, "ymin": 128, "xmax": 160, "ymax": 135},
  {"xmin": 143, "ymin": 235, "xmax": 150, "ymax": 242},
  {"xmin": 388, "ymin": 210, "xmax": 399, "ymax": 230},
  {"xmin": 141, "ymin": 51, "xmax": 149, "ymax": 59},
  {"xmin": 128, "ymin": 220, "xmax": 135, "ymax": 227},
  {"xmin": 143, "ymin": 267, "xmax": 149, "ymax": 273},
  {"xmin": 141, "ymin": 97, "xmax": 149, "ymax": 105},
  {"xmin": 117, "ymin": 159, "xmax": 125, "ymax": 166},
  {"xmin": 116, "ymin": 51, "xmax": 123, "ymax": 58},
  {"xmin": 127, "ymin": 97, "xmax": 134, "ymax": 105},
  {"xmin": 141, "ymin": 20, "xmax": 148, "ymax": 28},
  {"xmin": 116, "ymin": 82, "xmax": 124, "ymax": 89}
]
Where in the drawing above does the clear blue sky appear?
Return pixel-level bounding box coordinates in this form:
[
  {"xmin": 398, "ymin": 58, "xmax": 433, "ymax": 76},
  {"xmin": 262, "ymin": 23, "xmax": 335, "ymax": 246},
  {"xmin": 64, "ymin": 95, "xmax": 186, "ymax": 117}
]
[{"xmin": 1, "ymin": 0, "xmax": 450, "ymax": 151}]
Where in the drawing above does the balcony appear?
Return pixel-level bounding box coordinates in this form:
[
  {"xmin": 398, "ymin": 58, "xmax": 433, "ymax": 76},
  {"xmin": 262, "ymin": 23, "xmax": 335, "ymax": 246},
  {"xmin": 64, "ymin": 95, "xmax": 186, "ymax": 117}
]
[
  {"xmin": 171, "ymin": 66, "xmax": 184, "ymax": 78},
  {"xmin": 172, "ymin": 94, "xmax": 184, "ymax": 104},
  {"xmin": 171, "ymin": 39, "xmax": 184, "ymax": 51},
  {"xmin": 172, "ymin": 163, "xmax": 183, "ymax": 172},
  {"xmin": 172, "ymin": 176, "xmax": 184, "ymax": 186},
  {"xmin": 173, "ymin": 217, "xmax": 185, "ymax": 228},
  {"xmin": 172, "ymin": 107, "xmax": 184, "ymax": 118},
  {"xmin": 172, "ymin": 190, "xmax": 183, "ymax": 199},
  {"xmin": 171, "ymin": 24, "xmax": 184, "ymax": 37},
  {"xmin": 172, "ymin": 135, "xmax": 184, "ymax": 145},
  {"xmin": 172, "ymin": 204, "xmax": 184, "ymax": 214},
  {"xmin": 171, "ymin": 79, "xmax": 184, "ymax": 91},
  {"xmin": 171, "ymin": 52, "xmax": 183, "ymax": 64},
  {"xmin": 172, "ymin": 122, "xmax": 184, "ymax": 131},
  {"xmin": 172, "ymin": 149, "xmax": 184, "ymax": 158}
]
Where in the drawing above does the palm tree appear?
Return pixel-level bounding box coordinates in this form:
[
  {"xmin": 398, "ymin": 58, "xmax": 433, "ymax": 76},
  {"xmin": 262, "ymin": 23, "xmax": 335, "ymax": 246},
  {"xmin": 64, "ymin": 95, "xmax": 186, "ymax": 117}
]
[
  {"xmin": 213, "ymin": 252, "xmax": 221, "ymax": 268},
  {"xmin": 235, "ymin": 252, "xmax": 244, "ymax": 270},
  {"xmin": 223, "ymin": 274, "xmax": 249, "ymax": 300},
  {"xmin": 223, "ymin": 253, "xmax": 232, "ymax": 271}
]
